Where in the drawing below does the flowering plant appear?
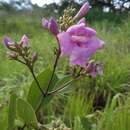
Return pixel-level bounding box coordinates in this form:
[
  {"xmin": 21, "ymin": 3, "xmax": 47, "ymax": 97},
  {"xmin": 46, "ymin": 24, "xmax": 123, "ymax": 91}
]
[{"xmin": 2, "ymin": 2, "xmax": 104, "ymax": 130}]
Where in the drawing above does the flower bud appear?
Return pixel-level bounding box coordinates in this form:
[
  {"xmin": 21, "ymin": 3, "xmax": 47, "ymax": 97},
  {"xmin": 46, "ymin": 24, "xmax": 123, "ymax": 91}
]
[
  {"xmin": 20, "ymin": 34, "xmax": 29, "ymax": 48},
  {"xmin": 74, "ymin": 2, "xmax": 89, "ymax": 19},
  {"xmin": 32, "ymin": 52, "xmax": 38, "ymax": 63},
  {"xmin": 3, "ymin": 36, "xmax": 18, "ymax": 51},
  {"xmin": 86, "ymin": 60, "xmax": 103, "ymax": 78},
  {"xmin": 77, "ymin": 17, "xmax": 86, "ymax": 25},
  {"xmin": 96, "ymin": 63, "xmax": 103, "ymax": 76},
  {"xmin": 49, "ymin": 18, "xmax": 59, "ymax": 35},
  {"xmin": 3, "ymin": 36, "xmax": 13, "ymax": 48},
  {"xmin": 7, "ymin": 51, "xmax": 17, "ymax": 60},
  {"xmin": 42, "ymin": 18, "xmax": 49, "ymax": 28},
  {"xmin": 86, "ymin": 62, "xmax": 96, "ymax": 77},
  {"xmin": 42, "ymin": 18, "xmax": 59, "ymax": 36}
]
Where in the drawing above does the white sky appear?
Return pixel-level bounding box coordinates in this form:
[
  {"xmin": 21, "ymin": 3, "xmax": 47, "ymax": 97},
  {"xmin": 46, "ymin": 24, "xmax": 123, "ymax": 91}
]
[
  {"xmin": 0, "ymin": 0, "xmax": 61, "ymax": 6},
  {"xmin": 31, "ymin": 0, "xmax": 61, "ymax": 6},
  {"xmin": 0, "ymin": 0, "xmax": 83, "ymax": 8}
]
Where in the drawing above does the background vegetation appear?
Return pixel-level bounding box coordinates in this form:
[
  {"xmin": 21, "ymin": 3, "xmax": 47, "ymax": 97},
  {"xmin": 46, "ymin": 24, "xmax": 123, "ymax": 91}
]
[{"xmin": 0, "ymin": 0, "xmax": 130, "ymax": 130}]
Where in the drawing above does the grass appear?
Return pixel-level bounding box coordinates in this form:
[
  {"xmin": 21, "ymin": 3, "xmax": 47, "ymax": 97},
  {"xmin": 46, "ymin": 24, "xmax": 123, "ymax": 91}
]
[{"xmin": 0, "ymin": 11, "xmax": 130, "ymax": 130}]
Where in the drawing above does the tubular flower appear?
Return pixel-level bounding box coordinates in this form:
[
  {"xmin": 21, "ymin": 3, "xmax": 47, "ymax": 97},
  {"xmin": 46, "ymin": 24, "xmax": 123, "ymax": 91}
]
[
  {"xmin": 42, "ymin": 17, "xmax": 59, "ymax": 36},
  {"xmin": 57, "ymin": 19, "xmax": 105, "ymax": 68}
]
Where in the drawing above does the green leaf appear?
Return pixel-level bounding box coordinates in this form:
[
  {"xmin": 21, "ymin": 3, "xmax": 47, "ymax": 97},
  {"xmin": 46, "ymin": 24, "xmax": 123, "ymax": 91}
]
[
  {"xmin": 49, "ymin": 75, "xmax": 73, "ymax": 95},
  {"xmin": 27, "ymin": 68, "xmax": 58, "ymax": 110},
  {"xmin": 40, "ymin": 75, "xmax": 72, "ymax": 106},
  {"xmin": 16, "ymin": 98, "xmax": 37, "ymax": 126},
  {"xmin": 8, "ymin": 93, "xmax": 17, "ymax": 130},
  {"xmin": 54, "ymin": 75, "xmax": 72, "ymax": 89}
]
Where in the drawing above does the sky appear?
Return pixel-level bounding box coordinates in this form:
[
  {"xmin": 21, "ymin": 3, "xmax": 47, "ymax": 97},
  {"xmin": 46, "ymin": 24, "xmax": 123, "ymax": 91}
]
[
  {"xmin": 0, "ymin": 0, "xmax": 61, "ymax": 6},
  {"xmin": 30, "ymin": 0, "xmax": 61, "ymax": 6},
  {"xmin": 0, "ymin": 0, "xmax": 83, "ymax": 6}
]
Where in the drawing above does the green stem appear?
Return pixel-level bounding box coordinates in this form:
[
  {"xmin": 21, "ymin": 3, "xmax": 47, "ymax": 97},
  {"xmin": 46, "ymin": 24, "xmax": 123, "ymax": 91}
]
[
  {"xmin": 21, "ymin": 53, "xmax": 46, "ymax": 97},
  {"xmin": 45, "ymin": 37, "xmax": 61, "ymax": 95},
  {"xmin": 45, "ymin": 52, "xmax": 60, "ymax": 95},
  {"xmin": 19, "ymin": 38, "xmax": 61, "ymax": 130},
  {"xmin": 29, "ymin": 67, "xmax": 45, "ymax": 97}
]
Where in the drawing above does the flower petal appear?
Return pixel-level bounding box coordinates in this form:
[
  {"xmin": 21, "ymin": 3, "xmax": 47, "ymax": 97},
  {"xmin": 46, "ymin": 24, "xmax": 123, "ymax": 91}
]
[
  {"xmin": 57, "ymin": 32, "xmax": 74, "ymax": 56},
  {"xmin": 67, "ymin": 23, "xmax": 85, "ymax": 35},
  {"xmin": 69, "ymin": 46, "xmax": 92, "ymax": 67},
  {"xmin": 69, "ymin": 37, "xmax": 104, "ymax": 67},
  {"xmin": 71, "ymin": 35, "xmax": 88, "ymax": 43},
  {"xmin": 84, "ymin": 37, "xmax": 105, "ymax": 50},
  {"xmin": 84, "ymin": 27, "xmax": 96, "ymax": 37},
  {"xmin": 67, "ymin": 23, "xmax": 96, "ymax": 37}
]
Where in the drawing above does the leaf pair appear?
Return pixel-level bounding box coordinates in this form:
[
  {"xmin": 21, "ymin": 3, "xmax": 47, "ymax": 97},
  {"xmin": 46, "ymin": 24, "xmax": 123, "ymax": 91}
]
[
  {"xmin": 8, "ymin": 94, "xmax": 37, "ymax": 130},
  {"xmin": 8, "ymin": 68, "xmax": 72, "ymax": 130},
  {"xmin": 27, "ymin": 68, "xmax": 72, "ymax": 111},
  {"xmin": 27, "ymin": 68, "xmax": 58, "ymax": 110}
]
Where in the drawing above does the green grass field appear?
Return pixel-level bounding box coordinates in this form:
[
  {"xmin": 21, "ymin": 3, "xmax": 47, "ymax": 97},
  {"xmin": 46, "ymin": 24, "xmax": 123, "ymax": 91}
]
[{"xmin": 0, "ymin": 11, "xmax": 130, "ymax": 130}]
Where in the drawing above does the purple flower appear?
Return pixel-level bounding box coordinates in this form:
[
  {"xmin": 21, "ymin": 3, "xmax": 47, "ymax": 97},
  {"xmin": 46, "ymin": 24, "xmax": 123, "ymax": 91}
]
[
  {"xmin": 3, "ymin": 36, "xmax": 13, "ymax": 47},
  {"xmin": 74, "ymin": 2, "xmax": 89, "ymax": 19},
  {"xmin": 42, "ymin": 17, "xmax": 59, "ymax": 36},
  {"xmin": 57, "ymin": 21, "xmax": 104, "ymax": 68},
  {"xmin": 20, "ymin": 34, "xmax": 29, "ymax": 47}
]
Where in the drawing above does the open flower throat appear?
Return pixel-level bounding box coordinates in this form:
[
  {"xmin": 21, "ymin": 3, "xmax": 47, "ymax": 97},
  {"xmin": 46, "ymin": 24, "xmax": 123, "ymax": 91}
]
[{"xmin": 57, "ymin": 22, "xmax": 104, "ymax": 68}]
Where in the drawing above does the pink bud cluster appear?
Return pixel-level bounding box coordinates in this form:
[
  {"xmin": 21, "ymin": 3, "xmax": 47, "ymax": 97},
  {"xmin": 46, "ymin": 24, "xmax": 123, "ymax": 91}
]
[
  {"xmin": 3, "ymin": 35, "xmax": 29, "ymax": 49},
  {"xmin": 3, "ymin": 35, "xmax": 37, "ymax": 66}
]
